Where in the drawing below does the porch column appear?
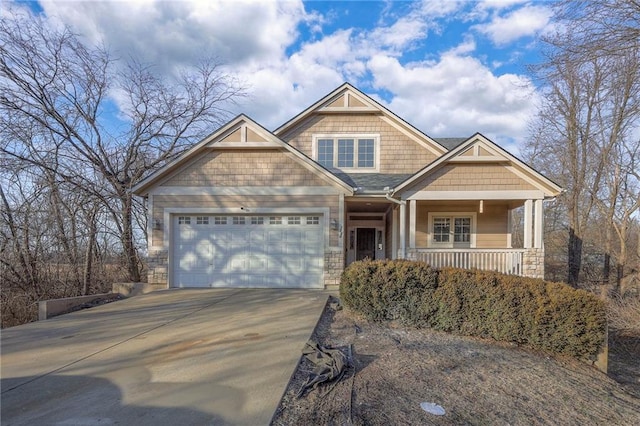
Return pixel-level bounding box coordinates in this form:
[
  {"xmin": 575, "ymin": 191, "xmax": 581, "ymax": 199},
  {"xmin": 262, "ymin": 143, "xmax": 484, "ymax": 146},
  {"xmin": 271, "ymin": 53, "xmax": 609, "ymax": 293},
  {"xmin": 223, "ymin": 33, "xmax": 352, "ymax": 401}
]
[
  {"xmin": 506, "ymin": 208, "xmax": 513, "ymax": 248},
  {"xmin": 392, "ymin": 207, "xmax": 398, "ymax": 259},
  {"xmin": 399, "ymin": 201, "xmax": 406, "ymax": 259},
  {"xmin": 523, "ymin": 199, "xmax": 533, "ymax": 249},
  {"xmin": 409, "ymin": 199, "xmax": 416, "ymax": 249},
  {"xmin": 534, "ymin": 199, "xmax": 544, "ymax": 249}
]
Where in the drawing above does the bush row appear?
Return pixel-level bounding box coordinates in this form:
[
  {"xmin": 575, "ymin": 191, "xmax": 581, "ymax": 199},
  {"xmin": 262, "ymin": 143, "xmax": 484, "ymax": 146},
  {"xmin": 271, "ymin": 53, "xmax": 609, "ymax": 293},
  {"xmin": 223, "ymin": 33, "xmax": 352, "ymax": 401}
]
[{"xmin": 339, "ymin": 260, "xmax": 607, "ymax": 360}]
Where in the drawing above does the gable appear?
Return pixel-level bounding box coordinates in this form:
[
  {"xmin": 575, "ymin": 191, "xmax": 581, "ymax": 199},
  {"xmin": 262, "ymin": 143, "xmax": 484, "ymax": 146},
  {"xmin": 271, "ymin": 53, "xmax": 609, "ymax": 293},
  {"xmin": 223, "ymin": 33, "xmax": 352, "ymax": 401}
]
[
  {"xmin": 133, "ymin": 114, "xmax": 354, "ymax": 195},
  {"xmin": 275, "ymin": 84, "xmax": 448, "ymax": 174},
  {"xmin": 409, "ymin": 163, "xmax": 537, "ymax": 192},
  {"xmin": 160, "ymin": 149, "xmax": 328, "ymax": 188},
  {"xmin": 280, "ymin": 114, "xmax": 439, "ymax": 174},
  {"xmin": 395, "ymin": 134, "xmax": 563, "ymax": 199}
]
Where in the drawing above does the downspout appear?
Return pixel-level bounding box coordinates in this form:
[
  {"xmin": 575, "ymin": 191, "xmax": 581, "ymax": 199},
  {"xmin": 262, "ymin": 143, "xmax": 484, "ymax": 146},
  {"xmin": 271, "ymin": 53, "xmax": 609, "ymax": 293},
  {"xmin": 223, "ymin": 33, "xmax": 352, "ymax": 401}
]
[{"xmin": 385, "ymin": 188, "xmax": 406, "ymax": 259}]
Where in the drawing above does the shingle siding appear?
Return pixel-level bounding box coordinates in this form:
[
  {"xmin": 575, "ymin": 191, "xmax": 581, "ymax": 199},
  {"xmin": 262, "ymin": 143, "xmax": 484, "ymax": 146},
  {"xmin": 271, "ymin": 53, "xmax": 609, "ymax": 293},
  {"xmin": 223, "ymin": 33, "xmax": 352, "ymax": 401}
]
[
  {"xmin": 410, "ymin": 164, "xmax": 537, "ymax": 191},
  {"xmin": 280, "ymin": 114, "xmax": 437, "ymax": 174},
  {"xmin": 162, "ymin": 149, "xmax": 327, "ymax": 187}
]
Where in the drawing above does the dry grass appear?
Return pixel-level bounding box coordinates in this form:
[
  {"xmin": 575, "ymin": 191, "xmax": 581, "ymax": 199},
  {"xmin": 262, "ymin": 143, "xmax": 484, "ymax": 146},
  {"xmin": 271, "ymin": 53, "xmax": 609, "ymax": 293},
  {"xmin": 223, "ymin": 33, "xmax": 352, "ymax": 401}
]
[
  {"xmin": 607, "ymin": 295, "xmax": 640, "ymax": 399},
  {"xmin": 608, "ymin": 295, "xmax": 640, "ymax": 335},
  {"xmin": 273, "ymin": 301, "xmax": 640, "ymax": 425}
]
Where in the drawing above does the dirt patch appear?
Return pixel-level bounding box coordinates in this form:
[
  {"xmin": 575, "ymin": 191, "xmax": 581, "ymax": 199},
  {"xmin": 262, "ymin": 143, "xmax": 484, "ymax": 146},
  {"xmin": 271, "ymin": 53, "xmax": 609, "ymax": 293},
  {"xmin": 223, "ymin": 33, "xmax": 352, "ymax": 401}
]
[{"xmin": 272, "ymin": 301, "xmax": 640, "ymax": 425}]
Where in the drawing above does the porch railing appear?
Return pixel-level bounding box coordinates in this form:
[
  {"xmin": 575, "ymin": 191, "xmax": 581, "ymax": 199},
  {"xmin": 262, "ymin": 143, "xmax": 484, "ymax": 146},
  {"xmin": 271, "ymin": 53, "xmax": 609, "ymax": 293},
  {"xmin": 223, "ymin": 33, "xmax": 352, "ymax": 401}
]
[{"xmin": 410, "ymin": 249, "xmax": 525, "ymax": 276}]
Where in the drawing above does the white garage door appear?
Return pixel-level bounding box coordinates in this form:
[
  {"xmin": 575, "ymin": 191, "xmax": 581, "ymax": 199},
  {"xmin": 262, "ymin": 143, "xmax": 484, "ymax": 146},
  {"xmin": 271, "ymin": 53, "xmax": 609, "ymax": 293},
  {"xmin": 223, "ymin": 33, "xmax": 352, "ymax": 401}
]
[{"xmin": 172, "ymin": 214, "xmax": 324, "ymax": 288}]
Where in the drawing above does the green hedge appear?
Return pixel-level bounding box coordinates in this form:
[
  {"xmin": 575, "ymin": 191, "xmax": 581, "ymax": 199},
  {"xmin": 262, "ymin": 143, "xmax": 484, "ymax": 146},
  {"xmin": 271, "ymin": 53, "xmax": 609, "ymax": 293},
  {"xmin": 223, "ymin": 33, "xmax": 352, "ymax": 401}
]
[{"xmin": 339, "ymin": 260, "xmax": 607, "ymax": 360}]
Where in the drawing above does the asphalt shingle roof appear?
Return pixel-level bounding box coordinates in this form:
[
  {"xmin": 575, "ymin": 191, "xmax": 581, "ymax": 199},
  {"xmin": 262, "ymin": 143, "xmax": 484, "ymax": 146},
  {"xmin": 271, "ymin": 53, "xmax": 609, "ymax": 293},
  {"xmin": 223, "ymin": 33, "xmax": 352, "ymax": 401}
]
[
  {"xmin": 334, "ymin": 173, "xmax": 414, "ymax": 192},
  {"xmin": 433, "ymin": 137, "xmax": 468, "ymax": 151}
]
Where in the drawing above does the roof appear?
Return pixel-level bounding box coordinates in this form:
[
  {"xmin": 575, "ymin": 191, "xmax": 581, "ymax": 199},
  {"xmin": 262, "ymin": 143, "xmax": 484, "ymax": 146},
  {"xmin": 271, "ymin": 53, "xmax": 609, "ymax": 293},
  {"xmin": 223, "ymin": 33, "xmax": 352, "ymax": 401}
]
[
  {"xmin": 274, "ymin": 83, "xmax": 447, "ymax": 156},
  {"xmin": 393, "ymin": 132, "xmax": 564, "ymax": 197},
  {"xmin": 334, "ymin": 173, "xmax": 414, "ymax": 193},
  {"xmin": 432, "ymin": 137, "xmax": 468, "ymax": 151},
  {"xmin": 132, "ymin": 114, "xmax": 355, "ymax": 196}
]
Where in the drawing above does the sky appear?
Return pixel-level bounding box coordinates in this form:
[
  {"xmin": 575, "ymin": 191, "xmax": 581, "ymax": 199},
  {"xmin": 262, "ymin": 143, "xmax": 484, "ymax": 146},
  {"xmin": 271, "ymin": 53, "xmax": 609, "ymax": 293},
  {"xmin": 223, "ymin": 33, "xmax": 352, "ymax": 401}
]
[{"xmin": 10, "ymin": 0, "xmax": 558, "ymax": 153}]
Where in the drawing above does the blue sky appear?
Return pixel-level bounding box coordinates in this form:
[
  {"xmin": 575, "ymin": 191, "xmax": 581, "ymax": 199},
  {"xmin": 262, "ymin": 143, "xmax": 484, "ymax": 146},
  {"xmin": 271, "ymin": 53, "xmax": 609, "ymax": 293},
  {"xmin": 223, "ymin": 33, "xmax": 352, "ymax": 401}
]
[{"xmin": 11, "ymin": 0, "xmax": 557, "ymax": 152}]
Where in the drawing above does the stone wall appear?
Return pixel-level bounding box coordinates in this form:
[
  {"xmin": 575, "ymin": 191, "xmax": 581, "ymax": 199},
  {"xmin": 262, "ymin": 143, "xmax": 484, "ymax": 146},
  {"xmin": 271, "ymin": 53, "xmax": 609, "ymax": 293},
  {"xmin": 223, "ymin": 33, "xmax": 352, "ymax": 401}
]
[
  {"xmin": 522, "ymin": 248, "xmax": 545, "ymax": 279},
  {"xmin": 147, "ymin": 248, "xmax": 169, "ymax": 286},
  {"xmin": 324, "ymin": 250, "xmax": 344, "ymax": 289}
]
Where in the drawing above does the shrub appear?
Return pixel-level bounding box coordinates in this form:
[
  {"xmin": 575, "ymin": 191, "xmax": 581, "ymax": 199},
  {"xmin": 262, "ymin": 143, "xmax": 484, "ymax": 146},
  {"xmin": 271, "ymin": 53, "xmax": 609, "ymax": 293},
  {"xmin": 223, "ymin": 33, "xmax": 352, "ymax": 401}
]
[{"xmin": 340, "ymin": 260, "xmax": 607, "ymax": 360}]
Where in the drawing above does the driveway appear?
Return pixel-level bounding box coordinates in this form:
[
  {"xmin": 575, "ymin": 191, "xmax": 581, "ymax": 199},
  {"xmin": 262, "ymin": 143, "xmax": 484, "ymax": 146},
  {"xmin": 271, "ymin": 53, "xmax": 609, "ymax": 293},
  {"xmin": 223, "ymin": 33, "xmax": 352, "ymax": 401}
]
[{"xmin": 1, "ymin": 289, "xmax": 329, "ymax": 425}]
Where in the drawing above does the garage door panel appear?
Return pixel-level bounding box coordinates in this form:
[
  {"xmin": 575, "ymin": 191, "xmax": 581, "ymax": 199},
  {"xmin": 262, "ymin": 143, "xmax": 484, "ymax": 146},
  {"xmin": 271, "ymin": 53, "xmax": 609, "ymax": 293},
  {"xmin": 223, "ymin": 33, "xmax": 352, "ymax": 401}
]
[{"xmin": 173, "ymin": 214, "xmax": 325, "ymax": 288}]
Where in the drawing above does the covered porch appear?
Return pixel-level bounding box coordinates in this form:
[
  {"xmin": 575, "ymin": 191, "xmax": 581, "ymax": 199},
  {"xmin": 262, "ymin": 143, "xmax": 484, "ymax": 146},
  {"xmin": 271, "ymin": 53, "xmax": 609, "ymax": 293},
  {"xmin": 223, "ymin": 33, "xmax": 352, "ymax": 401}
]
[{"xmin": 344, "ymin": 195, "xmax": 546, "ymax": 279}]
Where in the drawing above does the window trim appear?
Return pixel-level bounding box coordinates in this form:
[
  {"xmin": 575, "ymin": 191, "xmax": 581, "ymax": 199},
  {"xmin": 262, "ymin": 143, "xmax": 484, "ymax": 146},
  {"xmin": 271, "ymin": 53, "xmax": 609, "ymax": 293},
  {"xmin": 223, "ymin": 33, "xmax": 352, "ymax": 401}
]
[
  {"xmin": 312, "ymin": 134, "xmax": 380, "ymax": 173},
  {"xmin": 427, "ymin": 212, "xmax": 477, "ymax": 248}
]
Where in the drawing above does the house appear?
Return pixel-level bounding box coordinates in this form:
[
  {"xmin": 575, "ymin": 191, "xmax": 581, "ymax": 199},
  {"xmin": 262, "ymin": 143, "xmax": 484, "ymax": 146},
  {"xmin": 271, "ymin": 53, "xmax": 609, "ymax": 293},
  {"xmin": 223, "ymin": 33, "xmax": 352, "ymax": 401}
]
[{"xmin": 132, "ymin": 83, "xmax": 563, "ymax": 289}]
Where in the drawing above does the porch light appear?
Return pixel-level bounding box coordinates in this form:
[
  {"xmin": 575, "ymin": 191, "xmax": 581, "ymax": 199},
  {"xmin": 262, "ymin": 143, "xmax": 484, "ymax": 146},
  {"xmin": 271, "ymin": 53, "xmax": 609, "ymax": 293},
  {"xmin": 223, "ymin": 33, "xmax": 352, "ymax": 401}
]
[{"xmin": 153, "ymin": 219, "xmax": 162, "ymax": 230}]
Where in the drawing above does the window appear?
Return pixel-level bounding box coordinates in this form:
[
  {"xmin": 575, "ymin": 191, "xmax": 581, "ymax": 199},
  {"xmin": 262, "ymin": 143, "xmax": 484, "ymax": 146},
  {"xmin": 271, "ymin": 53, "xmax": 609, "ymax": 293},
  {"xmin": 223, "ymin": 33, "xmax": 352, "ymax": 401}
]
[
  {"xmin": 358, "ymin": 139, "xmax": 375, "ymax": 167},
  {"xmin": 232, "ymin": 216, "xmax": 245, "ymax": 225},
  {"xmin": 454, "ymin": 217, "xmax": 471, "ymax": 243},
  {"xmin": 306, "ymin": 216, "xmax": 320, "ymax": 225},
  {"xmin": 337, "ymin": 139, "xmax": 354, "ymax": 167},
  {"xmin": 288, "ymin": 216, "xmax": 301, "ymax": 225},
  {"xmin": 428, "ymin": 213, "xmax": 476, "ymax": 248},
  {"xmin": 214, "ymin": 216, "xmax": 227, "ymax": 225},
  {"xmin": 196, "ymin": 216, "xmax": 209, "ymax": 225},
  {"xmin": 251, "ymin": 216, "xmax": 264, "ymax": 225},
  {"xmin": 269, "ymin": 216, "xmax": 283, "ymax": 225},
  {"xmin": 433, "ymin": 218, "xmax": 450, "ymax": 242},
  {"xmin": 178, "ymin": 216, "xmax": 191, "ymax": 225},
  {"xmin": 317, "ymin": 139, "xmax": 334, "ymax": 168},
  {"xmin": 314, "ymin": 135, "xmax": 378, "ymax": 171}
]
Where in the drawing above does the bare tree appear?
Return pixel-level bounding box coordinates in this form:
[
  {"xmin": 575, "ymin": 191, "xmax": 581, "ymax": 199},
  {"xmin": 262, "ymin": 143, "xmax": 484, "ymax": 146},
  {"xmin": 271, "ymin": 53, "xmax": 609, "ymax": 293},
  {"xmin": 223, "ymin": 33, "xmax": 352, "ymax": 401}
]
[
  {"xmin": 527, "ymin": 2, "xmax": 640, "ymax": 287},
  {"xmin": 0, "ymin": 11, "xmax": 244, "ymax": 283}
]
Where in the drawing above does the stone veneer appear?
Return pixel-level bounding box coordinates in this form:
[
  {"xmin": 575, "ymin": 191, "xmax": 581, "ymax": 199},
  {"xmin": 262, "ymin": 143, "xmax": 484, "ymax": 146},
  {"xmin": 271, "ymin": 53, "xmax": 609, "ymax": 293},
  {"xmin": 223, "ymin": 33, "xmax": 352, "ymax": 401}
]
[
  {"xmin": 324, "ymin": 250, "xmax": 344, "ymax": 289},
  {"xmin": 522, "ymin": 248, "xmax": 545, "ymax": 279},
  {"xmin": 147, "ymin": 248, "xmax": 169, "ymax": 285}
]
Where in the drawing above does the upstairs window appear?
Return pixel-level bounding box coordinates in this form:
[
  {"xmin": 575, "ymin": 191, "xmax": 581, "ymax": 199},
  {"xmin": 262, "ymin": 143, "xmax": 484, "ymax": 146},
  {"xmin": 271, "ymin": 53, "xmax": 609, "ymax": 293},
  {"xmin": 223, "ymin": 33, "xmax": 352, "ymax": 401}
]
[{"xmin": 314, "ymin": 135, "xmax": 379, "ymax": 172}]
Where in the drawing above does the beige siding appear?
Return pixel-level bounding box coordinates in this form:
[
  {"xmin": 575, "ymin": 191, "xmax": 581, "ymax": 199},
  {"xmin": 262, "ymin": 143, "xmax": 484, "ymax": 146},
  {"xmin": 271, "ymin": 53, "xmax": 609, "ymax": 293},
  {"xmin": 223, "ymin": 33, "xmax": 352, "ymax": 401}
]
[
  {"xmin": 280, "ymin": 114, "xmax": 437, "ymax": 174},
  {"xmin": 246, "ymin": 127, "xmax": 267, "ymax": 142},
  {"xmin": 161, "ymin": 149, "xmax": 327, "ymax": 187},
  {"xmin": 348, "ymin": 96, "xmax": 366, "ymax": 107},
  {"xmin": 222, "ymin": 128, "xmax": 241, "ymax": 142},
  {"xmin": 152, "ymin": 194, "xmax": 341, "ymax": 247},
  {"xmin": 410, "ymin": 164, "xmax": 537, "ymax": 191},
  {"xmin": 415, "ymin": 201, "xmax": 508, "ymax": 248},
  {"xmin": 327, "ymin": 95, "xmax": 344, "ymax": 107}
]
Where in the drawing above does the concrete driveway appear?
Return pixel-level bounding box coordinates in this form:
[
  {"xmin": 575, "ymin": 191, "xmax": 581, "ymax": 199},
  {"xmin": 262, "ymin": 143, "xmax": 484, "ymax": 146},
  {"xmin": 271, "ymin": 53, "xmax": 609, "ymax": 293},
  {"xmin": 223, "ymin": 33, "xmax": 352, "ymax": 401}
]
[{"xmin": 1, "ymin": 289, "xmax": 329, "ymax": 425}]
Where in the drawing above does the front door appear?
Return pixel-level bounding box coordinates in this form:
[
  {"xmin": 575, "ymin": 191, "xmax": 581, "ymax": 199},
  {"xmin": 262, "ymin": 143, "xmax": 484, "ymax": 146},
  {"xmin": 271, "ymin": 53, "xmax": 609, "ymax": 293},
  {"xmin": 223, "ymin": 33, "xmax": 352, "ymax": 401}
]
[{"xmin": 356, "ymin": 228, "xmax": 376, "ymax": 260}]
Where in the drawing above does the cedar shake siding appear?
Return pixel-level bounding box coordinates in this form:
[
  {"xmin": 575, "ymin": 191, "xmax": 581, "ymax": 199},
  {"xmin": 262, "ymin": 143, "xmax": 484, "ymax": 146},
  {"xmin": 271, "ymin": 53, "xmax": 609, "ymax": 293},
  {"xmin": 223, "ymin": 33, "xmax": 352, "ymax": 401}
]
[
  {"xmin": 410, "ymin": 164, "xmax": 537, "ymax": 192},
  {"xmin": 161, "ymin": 149, "xmax": 328, "ymax": 187},
  {"xmin": 280, "ymin": 114, "xmax": 437, "ymax": 174}
]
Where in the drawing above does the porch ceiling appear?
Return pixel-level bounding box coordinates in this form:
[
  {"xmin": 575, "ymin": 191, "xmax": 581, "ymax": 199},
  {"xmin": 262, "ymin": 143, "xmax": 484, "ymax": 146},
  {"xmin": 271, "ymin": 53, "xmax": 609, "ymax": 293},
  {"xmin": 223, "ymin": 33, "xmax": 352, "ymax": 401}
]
[{"xmin": 346, "ymin": 199, "xmax": 392, "ymax": 213}]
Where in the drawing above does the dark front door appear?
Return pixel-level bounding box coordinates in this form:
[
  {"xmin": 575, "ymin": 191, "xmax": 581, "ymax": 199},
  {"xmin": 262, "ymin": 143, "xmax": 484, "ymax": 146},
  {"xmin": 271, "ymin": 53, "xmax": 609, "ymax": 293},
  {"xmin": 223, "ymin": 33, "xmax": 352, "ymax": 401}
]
[{"xmin": 356, "ymin": 228, "xmax": 376, "ymax": 261}]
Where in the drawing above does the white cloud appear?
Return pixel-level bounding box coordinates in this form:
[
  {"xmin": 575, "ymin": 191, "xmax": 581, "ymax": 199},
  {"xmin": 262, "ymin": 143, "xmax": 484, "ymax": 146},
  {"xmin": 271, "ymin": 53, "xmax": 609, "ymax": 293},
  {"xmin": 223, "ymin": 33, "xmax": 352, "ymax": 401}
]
[
  {"xmin": 38, "ymin": 0, "xmax": 306, "ymax": 70},
  {"xmin": 475, "ymin": 4, "xmax": 552, "ymax": 46},
  {"xmin": 367, "ymin": 51, "xmax": 537, "ymax": 147},
  {"xmin": 477, "ymin": 0, "xmax": 529, "ymax": 11},
  {"xmin": 19, "ymin": 0, "xmax": 541, "ymax": 148}
]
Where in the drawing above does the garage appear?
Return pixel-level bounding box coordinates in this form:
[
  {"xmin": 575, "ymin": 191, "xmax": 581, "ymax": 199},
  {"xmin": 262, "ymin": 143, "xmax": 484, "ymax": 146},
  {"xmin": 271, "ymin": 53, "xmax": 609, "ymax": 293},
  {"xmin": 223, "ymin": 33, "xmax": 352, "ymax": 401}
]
[{"xmin": 172, "ymin": 214, "xmax": 324, "ymax": 288}]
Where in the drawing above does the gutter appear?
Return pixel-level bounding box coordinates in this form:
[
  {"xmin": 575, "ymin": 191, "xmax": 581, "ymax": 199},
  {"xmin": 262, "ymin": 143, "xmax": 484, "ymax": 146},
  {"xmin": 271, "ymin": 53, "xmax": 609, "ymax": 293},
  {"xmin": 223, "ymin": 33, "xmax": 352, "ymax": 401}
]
[{"xmin": 384, "ymin": 187, "xmax": 405, "ymax": 206}]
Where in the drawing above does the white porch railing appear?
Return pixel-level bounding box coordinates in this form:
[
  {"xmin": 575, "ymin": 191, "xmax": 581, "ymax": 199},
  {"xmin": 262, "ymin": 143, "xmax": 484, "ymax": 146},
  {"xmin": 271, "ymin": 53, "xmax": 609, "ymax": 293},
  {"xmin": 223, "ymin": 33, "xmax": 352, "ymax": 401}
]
[{"xmin": 410, "ymin": 249, "xmax": 525, "ymax": 276}]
